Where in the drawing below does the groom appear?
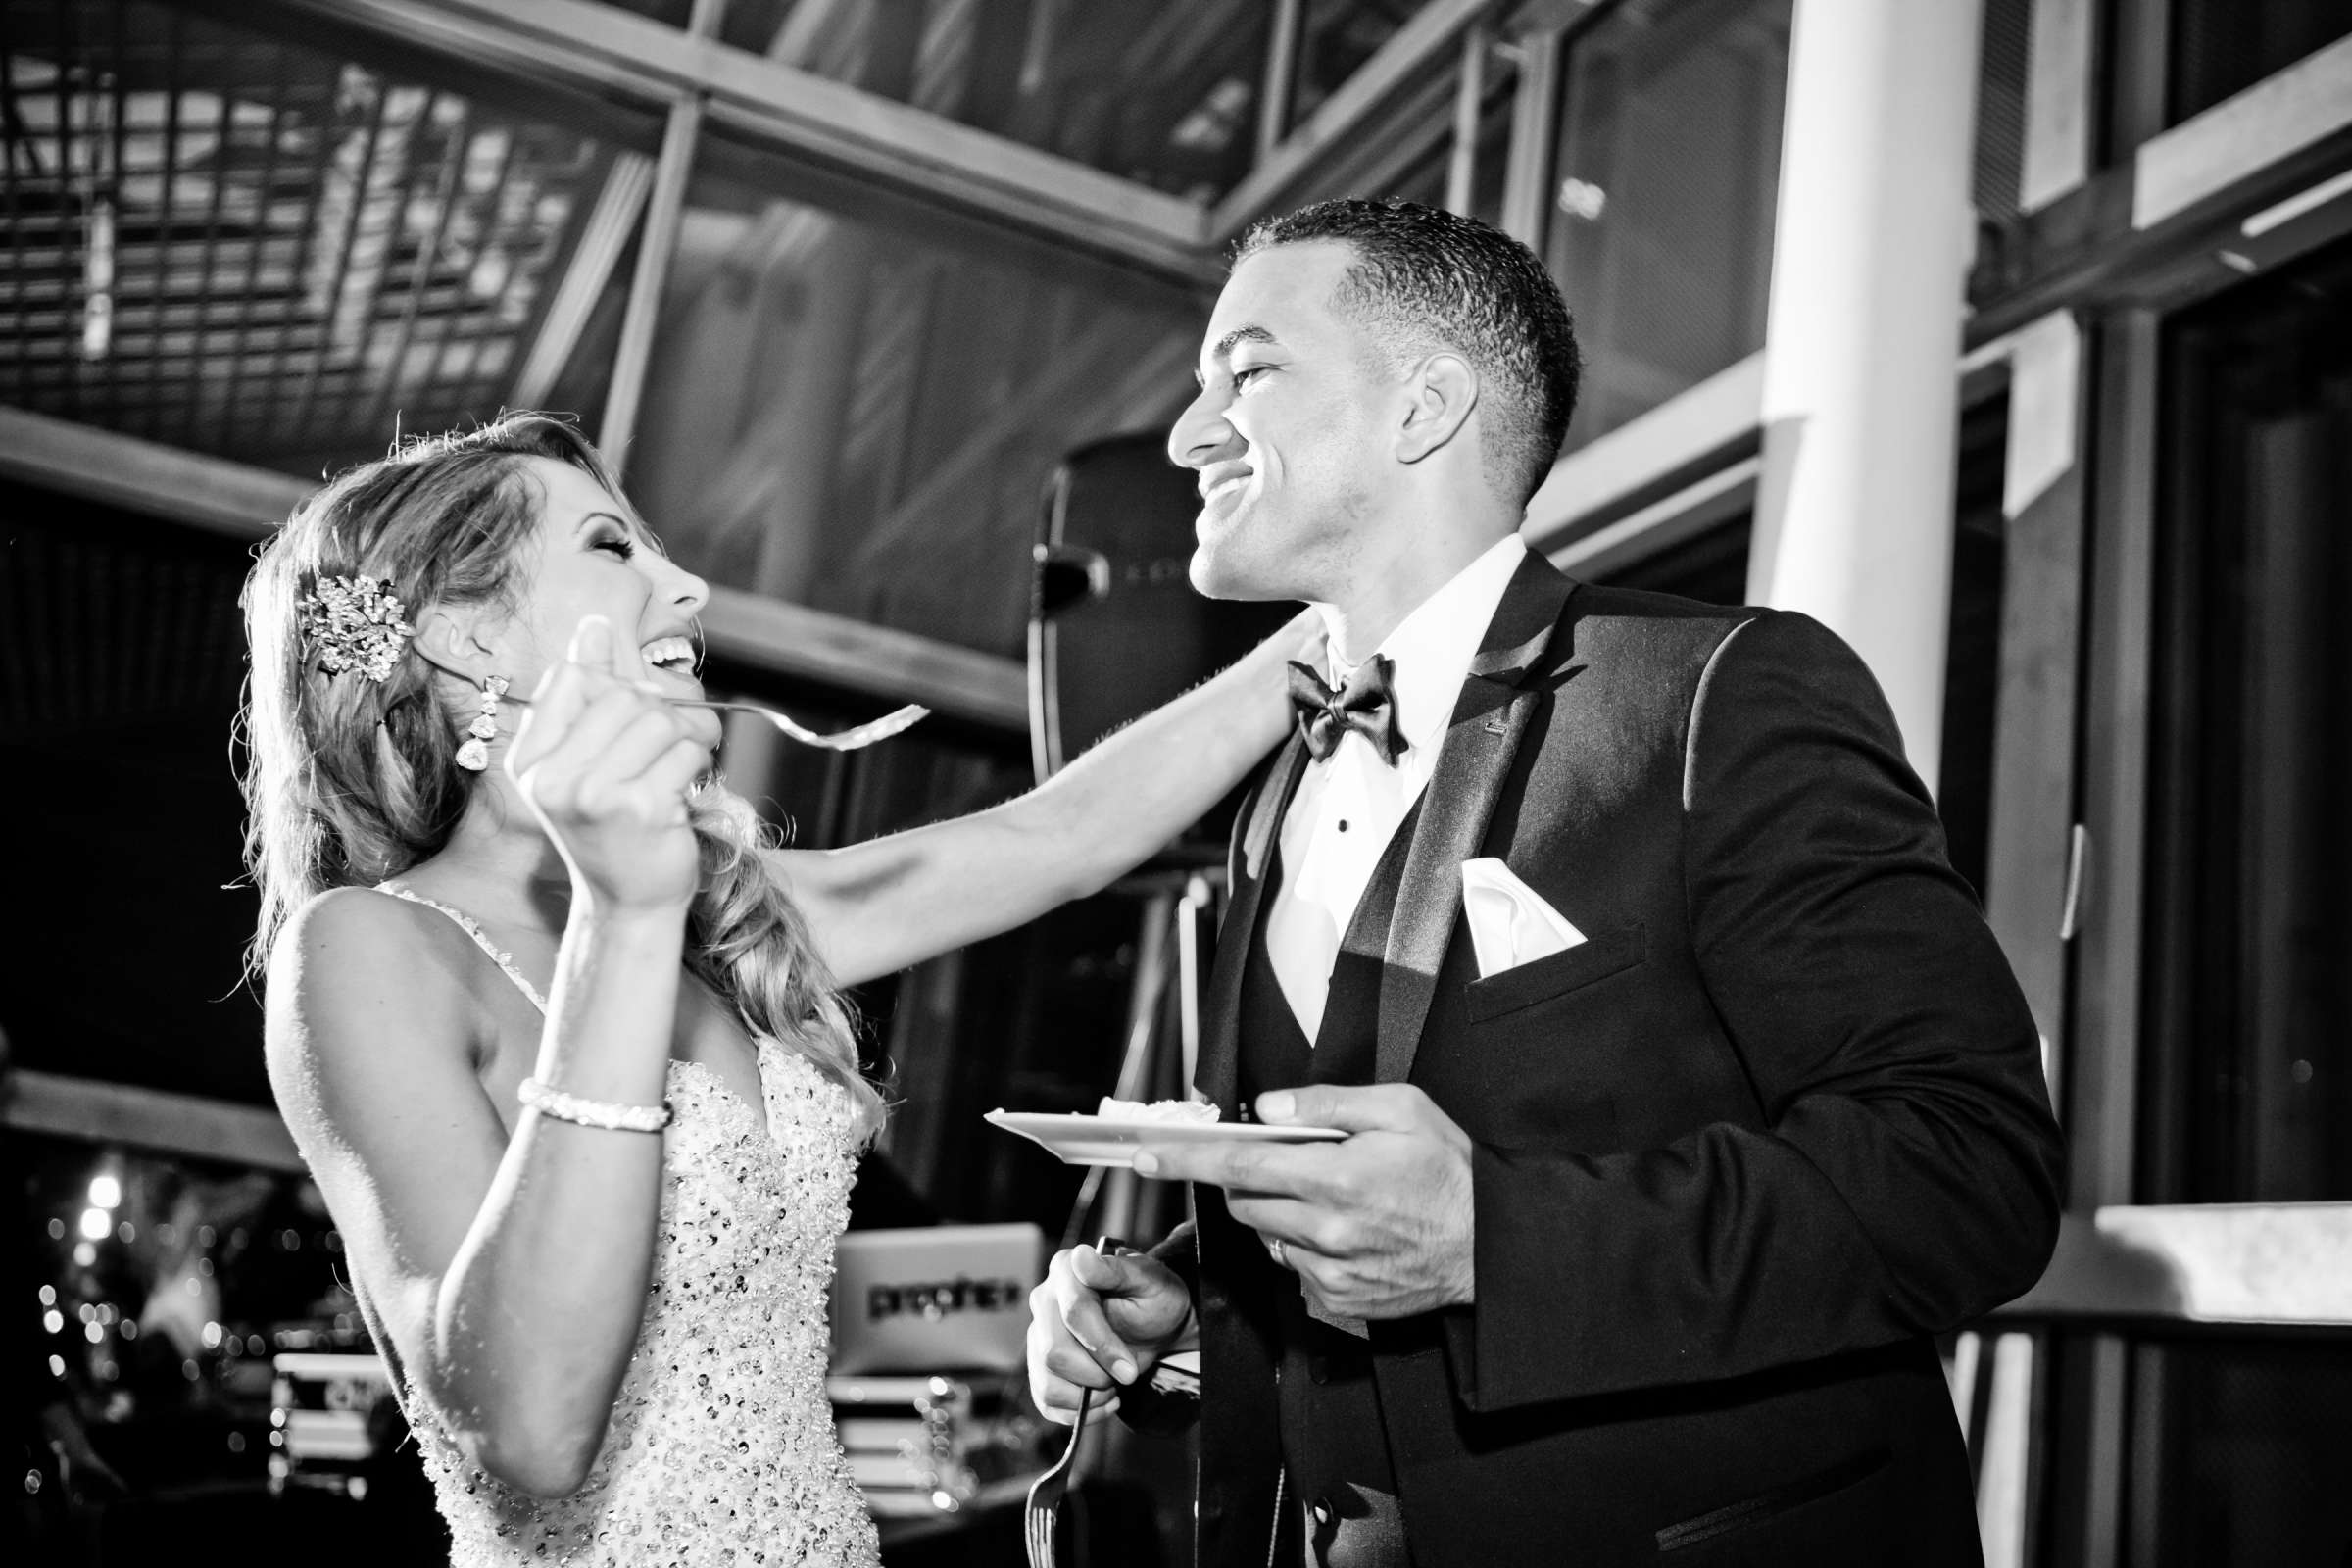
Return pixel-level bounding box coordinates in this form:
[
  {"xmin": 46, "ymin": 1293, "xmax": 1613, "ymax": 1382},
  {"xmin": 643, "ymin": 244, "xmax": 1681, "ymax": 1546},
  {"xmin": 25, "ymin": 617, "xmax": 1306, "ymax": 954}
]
[{"xmin": 1026, "ymin": 199, "xmax": 2063, "ymax": 1566}]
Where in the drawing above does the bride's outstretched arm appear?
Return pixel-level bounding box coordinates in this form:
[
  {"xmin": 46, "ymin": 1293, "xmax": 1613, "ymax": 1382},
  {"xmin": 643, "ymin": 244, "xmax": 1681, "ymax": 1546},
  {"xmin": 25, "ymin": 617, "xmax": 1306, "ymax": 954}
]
[{"xmin": 774, "ymin": 610, "xmax": 1317, "ymax": 988}]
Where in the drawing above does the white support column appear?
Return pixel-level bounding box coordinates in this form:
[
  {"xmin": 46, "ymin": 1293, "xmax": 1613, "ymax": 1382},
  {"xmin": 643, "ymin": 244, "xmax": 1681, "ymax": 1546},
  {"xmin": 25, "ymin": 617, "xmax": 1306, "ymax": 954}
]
[{"xmin": 1746, "ymin": 0, "xmax": 1984, "ymax": 792}]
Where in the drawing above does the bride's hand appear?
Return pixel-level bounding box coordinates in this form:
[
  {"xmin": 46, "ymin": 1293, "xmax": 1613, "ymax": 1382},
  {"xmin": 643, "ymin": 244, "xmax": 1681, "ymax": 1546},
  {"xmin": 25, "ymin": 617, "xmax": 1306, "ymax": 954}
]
[
  {"xmin": 1278, "ymin": 606, "xmax": 1327, "ymax": 673},
  {"xmin": 507, "ymin": 614, "xmax": 710, "ymax": 913},
  {"xmin": 1258, "ymin": 607, "xmax": 1327, "ymax": 734}
]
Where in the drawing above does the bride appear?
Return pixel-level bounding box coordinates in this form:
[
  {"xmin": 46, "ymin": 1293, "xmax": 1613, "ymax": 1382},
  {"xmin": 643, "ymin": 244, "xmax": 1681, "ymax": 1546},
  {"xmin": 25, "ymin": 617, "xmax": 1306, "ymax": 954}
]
[{"xmin": 240, "ymin": 413, "xmax": 1304, "ymax": 1565}]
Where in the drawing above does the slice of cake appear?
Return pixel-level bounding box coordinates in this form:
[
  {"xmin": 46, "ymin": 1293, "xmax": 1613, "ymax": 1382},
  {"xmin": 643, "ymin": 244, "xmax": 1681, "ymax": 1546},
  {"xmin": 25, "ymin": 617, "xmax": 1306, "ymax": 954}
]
[{"xmin": 1097, "ymin": 1096, "xmax": 1221, "ymax": 1125}]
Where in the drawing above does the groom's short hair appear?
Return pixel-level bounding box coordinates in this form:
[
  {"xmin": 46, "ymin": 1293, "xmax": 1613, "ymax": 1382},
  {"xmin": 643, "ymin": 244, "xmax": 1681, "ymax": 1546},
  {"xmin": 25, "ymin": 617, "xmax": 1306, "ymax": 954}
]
[{"xmin": 1232, "ymin": 198, "xmax": 1582, "ymax": 504}]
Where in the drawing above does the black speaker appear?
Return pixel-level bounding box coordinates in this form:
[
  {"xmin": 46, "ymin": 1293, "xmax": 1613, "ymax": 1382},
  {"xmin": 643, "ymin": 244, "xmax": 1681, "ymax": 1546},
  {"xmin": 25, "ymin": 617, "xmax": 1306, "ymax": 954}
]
[{"xmin": 1029, "ymin": 432, "xmax": 1295, "ymax": 791}]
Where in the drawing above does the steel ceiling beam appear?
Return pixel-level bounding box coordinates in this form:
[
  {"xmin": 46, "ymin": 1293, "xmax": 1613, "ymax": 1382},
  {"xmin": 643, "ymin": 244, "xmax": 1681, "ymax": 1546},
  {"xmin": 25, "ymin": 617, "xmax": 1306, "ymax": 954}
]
[
  {"xmin": 0, "ymin": 404, "xmax": 1030, "ymax": 730},
  {"xmin": 273, "ymin": 0, "xmax": 1213, "ymax": 284}
]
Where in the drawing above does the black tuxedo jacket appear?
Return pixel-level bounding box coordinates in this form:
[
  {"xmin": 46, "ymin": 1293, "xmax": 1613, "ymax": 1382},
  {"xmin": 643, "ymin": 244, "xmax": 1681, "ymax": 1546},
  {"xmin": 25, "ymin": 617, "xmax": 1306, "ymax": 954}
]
[{"xmin": 1137, "ymin": 554, "xmax": 2064, "ymax": 1566}]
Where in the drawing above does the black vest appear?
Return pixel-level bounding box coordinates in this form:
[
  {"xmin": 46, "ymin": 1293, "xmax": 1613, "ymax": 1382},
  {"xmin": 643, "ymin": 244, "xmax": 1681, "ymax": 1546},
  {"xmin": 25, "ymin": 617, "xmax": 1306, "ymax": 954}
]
[{"xmin": 1236, "ymin": 796, "xmax": 1424, "ymax": 1568}]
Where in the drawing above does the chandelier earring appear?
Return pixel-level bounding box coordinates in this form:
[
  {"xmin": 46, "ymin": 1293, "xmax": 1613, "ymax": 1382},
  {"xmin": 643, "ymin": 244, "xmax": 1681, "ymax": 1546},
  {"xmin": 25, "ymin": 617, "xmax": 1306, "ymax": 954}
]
[{"xmin": 455, "ymin": 676, "xmax": 509, "ymax": 772}]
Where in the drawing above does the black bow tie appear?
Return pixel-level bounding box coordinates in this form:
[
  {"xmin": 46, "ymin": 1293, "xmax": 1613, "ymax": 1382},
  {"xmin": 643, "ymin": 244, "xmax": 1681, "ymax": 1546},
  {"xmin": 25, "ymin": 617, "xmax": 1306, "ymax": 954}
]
[{"xmin": 1288, "ymin": 656, "xmax": 1404, "ymax": 765}]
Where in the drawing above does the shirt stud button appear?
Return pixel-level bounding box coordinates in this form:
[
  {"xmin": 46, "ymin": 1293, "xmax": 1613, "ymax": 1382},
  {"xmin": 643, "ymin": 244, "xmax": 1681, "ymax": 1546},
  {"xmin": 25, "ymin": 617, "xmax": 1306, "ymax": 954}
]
[{"xmin": 1337, "ymin": 819, "xmax": 1349, "ymax": 832}]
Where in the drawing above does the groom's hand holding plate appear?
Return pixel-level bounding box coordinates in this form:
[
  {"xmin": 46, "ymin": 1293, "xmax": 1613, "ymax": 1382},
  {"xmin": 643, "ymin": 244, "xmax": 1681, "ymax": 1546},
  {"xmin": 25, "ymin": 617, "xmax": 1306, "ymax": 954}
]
[{"xmin": 1134, "ymin": 1083, "xmax": 1478, "ymax": 1322}]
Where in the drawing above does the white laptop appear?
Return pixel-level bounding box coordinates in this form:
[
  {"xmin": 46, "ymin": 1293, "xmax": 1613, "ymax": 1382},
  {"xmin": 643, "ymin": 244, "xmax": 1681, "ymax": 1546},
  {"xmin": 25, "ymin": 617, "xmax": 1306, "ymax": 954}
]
[{"xmin": 828, "ymin": 1223, "xmax": 1045, "ymax": 1375}]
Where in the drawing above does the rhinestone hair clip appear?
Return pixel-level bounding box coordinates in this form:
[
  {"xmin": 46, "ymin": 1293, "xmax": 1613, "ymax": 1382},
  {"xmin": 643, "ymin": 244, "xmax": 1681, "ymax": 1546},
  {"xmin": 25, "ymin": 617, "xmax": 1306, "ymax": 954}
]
[{"xmin": 300, "ymin": 572, "xmax": 416, "ymax": 683}]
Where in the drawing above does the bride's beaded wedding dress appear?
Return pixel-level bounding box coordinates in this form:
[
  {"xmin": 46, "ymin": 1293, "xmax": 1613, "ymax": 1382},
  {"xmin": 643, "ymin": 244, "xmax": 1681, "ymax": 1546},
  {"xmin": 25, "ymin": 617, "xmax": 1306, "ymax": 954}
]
[{"xmin": 375, "ymin": 884, "xmax": 880, "ymax": 1567}]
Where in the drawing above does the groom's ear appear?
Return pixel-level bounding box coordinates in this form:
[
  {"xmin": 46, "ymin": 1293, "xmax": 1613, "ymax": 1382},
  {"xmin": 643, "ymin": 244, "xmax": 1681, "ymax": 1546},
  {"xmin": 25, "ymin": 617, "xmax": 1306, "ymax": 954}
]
[{"xmin": 1394, "ymin": 352, "xmax": 1479, "ymax": 466}]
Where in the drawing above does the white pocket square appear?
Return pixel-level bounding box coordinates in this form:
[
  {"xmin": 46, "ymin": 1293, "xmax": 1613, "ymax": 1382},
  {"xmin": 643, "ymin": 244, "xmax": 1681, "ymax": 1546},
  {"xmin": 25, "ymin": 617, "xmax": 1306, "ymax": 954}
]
[{"xmin": 1459, "ymin": 858, "xmax": 1585, "ymax": 979}]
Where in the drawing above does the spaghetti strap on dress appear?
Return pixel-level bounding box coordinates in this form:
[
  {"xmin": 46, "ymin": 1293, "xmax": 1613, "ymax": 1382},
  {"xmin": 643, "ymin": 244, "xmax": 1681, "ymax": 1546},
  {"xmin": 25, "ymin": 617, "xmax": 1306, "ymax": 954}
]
[{"xmin": 374, "ymin": 881, "xmax": 550, "ymax": 1013}]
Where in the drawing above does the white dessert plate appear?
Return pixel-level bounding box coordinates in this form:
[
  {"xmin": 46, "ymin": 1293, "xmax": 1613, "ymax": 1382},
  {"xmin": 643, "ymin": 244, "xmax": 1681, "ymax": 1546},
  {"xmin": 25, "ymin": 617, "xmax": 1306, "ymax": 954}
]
[{"xmin": 983, "ymin": 1109, "xmax": 1348, "ymax": 1169}]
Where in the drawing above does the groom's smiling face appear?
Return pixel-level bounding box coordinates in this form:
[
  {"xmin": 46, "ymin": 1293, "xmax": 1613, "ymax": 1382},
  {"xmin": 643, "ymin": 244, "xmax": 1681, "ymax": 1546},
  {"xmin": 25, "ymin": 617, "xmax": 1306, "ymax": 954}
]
[{"xmin": 1168, "ymin": 240, "xmax": 1396, "ymax": 603}]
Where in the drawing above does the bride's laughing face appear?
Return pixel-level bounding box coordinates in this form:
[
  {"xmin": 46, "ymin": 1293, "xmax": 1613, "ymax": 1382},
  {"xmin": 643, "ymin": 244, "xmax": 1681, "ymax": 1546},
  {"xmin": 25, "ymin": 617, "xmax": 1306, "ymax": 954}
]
[{"xmin": 485, "ymin": 457, "xmax": 721, "ymax": 751}]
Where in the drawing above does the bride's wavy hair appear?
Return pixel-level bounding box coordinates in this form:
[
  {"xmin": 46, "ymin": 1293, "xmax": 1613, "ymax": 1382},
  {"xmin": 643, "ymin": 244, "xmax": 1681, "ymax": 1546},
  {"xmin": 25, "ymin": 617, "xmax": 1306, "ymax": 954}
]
[{"xmin": 239, "ymin": 412, "xmax": 883, "ymax": 1141}]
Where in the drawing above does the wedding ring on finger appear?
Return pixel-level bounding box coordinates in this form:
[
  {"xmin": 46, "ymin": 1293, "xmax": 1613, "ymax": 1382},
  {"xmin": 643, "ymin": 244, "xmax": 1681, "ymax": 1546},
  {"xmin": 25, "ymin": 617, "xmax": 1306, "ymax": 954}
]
[{"xmin": 1267, "ymin": 1236, "xmax": 1291, "ymax": 1271}]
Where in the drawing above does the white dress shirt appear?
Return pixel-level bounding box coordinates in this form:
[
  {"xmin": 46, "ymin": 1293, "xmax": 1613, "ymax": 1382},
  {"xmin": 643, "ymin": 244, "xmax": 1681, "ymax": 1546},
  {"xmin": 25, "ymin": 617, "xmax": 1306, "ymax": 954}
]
[{"xmin": 1264, "ymin": 533, "xmax": 1529, "ymax": 1043}]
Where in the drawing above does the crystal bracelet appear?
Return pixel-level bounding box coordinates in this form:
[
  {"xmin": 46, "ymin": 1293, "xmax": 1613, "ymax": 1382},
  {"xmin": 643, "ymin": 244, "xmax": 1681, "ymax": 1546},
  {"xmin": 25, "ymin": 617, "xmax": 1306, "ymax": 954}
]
[{"xmin": 517, "ymin": 1076, "xmax": 673, "ymax": 1133}]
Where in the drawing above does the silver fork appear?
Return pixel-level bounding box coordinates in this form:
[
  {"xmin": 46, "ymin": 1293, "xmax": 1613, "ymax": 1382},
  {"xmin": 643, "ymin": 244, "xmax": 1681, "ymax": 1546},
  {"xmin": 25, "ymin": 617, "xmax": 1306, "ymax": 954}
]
[
  {"xmin": 1026, "ymin": 1235, "xmax": 1128, "ymax": 1568},
  {"xmin": 505, "ymin": 682, "xmax": 930, "ymax": 753},
  {"xmin": 663, "ymin": 698, "xmax": 928, "ymax": 751}
]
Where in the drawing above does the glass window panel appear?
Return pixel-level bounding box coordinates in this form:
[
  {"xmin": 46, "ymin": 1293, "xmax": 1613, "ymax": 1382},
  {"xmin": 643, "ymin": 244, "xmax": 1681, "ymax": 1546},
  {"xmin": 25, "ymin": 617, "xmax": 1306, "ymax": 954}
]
[
  {"xmin": 1288, "ymin": 0, "xmax": 1417, "ymax": 132},
  {"xmin": 636, "ymin": 0, "xmax": 1271, "ymax": 202},
  {"xmin": 1385, "ymin": 144, "xmax": 1448, "ymax": 209},
  {"xmin": 2168, "ymin": 0, "xmax": 2352, "ymax": 126},
  {"xmin": 1465, "ymin": 57, "xmax": 1514, "ymax": 232},
  {"xmin": 1378, "ymin": 43, "xmax": 1515, "ymax": 228},
  {"xmin": 2140, "ymin": 236, "xmax": 2352, "ymax": 1204},
  {"xmin": 623, "ymin": 132, "xmax": 1198, "ymax": 655},
  {"xmin": 1543, "ymin": 0, "xmax": 1792, "ymax": 451},
  {"xmin": 0, "ymin": 0, "xmax": 642, "ymax": 476},
  {"xmin": 1263, "ymin": 34, "xmax": 1473, "ymax": 219}
]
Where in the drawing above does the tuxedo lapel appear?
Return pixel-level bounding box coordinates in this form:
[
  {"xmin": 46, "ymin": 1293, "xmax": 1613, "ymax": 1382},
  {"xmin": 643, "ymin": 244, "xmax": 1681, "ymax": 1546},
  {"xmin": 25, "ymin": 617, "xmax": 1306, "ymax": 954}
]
[
  {"xmin": 1375, "ymin": 554, "xmax": 1579, "ymax": 1085},
  {"xmin": 1197, "ymin": 733, "xmax": 1311, "ymax": 1111}
]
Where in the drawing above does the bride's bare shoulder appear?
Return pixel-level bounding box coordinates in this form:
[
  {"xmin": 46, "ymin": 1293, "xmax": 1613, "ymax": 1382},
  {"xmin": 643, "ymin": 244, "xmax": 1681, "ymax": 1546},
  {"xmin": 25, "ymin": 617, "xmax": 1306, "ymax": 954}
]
[
  {"xmin": 264, "ymin": 887, "xmax": 475, "ymax": 1083},
  {"xmin": 271, "ymin": 884, "xmax": 444, "ymax": 984}
]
